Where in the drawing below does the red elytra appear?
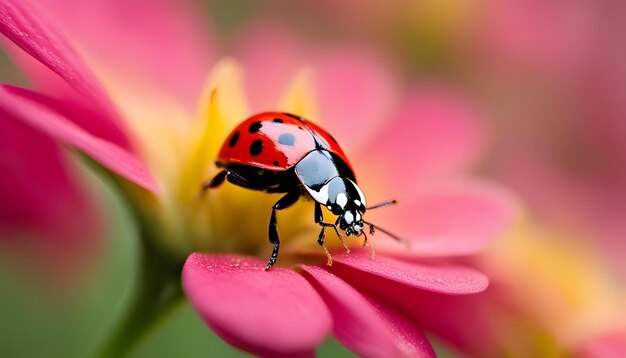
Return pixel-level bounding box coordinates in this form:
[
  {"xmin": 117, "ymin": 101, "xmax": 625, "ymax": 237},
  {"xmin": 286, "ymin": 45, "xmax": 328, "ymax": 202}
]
[{"xmin": 217, "ymin": 112, "xmax": 352, "ymax": 171}]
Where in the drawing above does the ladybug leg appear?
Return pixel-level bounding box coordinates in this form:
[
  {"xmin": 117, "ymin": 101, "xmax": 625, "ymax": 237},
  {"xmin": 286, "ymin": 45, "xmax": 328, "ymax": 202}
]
[
  {"xmin": 314, "ymin": 204, "xmax": 349, "ymax": 267},
  {"xmin": 362, "ymin": 228, "xmax": 370, "ymax": 246},
  {"xmin": 201, "ymin": 170, "xmax": 258, "ymax": 192},
  {"xmin": 266, "ymin": 191, "xmax": 301, "ymax": 270},
  {"xmin": 360, "ymin": 230, "xmax": 376, "ymax": 260},
  {"xmin": 316, "ymin": 228, "xmax": 333, "ymax": 266},
  {"xmin": 314, "ymin": 204, "xmax": 346, "ymax": 249},
  {"xmin": 332, "ymin": 215, "xmax": 350, "ymax": 251}
]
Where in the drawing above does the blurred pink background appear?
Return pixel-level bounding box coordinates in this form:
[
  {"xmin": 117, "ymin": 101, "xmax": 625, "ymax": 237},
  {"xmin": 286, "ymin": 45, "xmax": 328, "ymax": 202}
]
[{"xmin": 1, "ymin": 0, "xmax": 625, "ymax": 357}]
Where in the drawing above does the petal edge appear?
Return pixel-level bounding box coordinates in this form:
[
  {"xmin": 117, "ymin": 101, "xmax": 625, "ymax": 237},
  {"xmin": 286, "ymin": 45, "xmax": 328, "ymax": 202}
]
[
  {"xmin": 0, "ymin": 85, "xmax": 158, "ymax": 193},
  {"xmin": 182, "ymin": 254, "xmax": 332, "ymax": 356}
]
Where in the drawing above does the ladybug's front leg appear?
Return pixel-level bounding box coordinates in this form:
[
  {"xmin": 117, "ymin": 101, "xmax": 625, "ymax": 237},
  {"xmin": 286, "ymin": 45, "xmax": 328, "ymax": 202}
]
[
  {"xmin": 314, "ymin": 203, "xmax": 349, "ymax": 266},
  {"xmin": 266, "ymin": 191, "xmax": 300, "ymax": 270}
]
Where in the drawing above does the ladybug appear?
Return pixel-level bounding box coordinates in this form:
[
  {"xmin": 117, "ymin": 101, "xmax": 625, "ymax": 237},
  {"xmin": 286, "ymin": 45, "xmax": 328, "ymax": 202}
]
[{"xmin": 203, "ymin": 112, "xmax": 401, "ymax": 270}]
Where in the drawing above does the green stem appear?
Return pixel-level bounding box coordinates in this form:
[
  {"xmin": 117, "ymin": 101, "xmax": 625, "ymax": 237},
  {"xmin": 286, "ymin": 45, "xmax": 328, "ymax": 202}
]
[
  {"xmin": 94, "ymin": 238, "xmax": 184, "ymax": 358},
  {"xmin": 79, "ymin": 154, "xmax": 187, "ymax": 357}
]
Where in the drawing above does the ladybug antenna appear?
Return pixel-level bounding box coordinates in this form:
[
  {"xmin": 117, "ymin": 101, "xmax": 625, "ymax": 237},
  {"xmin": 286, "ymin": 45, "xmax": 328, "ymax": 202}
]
[
  {"xmin": 366, "ymin": 199, "xmax": 398, "ymax": 211},
  {"xmin": 363, "ymin": 220, "xmax": 410, "ymax": 246}
]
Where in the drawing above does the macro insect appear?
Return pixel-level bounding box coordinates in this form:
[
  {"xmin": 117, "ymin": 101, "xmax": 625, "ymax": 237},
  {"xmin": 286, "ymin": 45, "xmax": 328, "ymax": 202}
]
[{"xmin": 203, "ymin": 112, "xmax": 402, "ymax": 270}]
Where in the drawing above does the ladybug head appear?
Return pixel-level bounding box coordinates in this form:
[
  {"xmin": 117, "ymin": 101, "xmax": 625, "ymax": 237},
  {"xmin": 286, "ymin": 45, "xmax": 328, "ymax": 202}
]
[
  {"xmin": 322, "ymin": 177, "xmax": 367, "ymax": 237},
  {"xmin": 338, "ymin": 209, "xmax": 364, "ymax": 236}
]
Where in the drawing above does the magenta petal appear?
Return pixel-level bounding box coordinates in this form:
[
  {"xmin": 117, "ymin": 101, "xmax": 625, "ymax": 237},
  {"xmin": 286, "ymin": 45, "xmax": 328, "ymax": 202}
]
[
  {"xmin": 235, "ymin": 23, "xmax": 306, "ymax": 112},
  {"xmin": 0, "ymin": 114, "xmax": 101, "ymax": 280},
  {"xmin": 32, "ymin": 0, "xmax": 215, "ymax": 108},
  {"xmin": 0, "ymin": 0, "xmax": 101, "ymax": 97},
  {"xmin": 302, "ymin": 265, "xmax": 435, "ymax": 358},
  {"xmin": 368, "ymin": 180, "xmax": 518, "ymax": 257},
  {"xmin": 328, "ymin": 254, "xmax": 494, "ymax": 355},
  {"xmin": 332, "ymin": 251, "xmax": 489, "ymax": 294},
  {"xmin": 315, "ymin": 49, "xmax": 399, "ymax": 151},
  {"xmin": 235, "ymin": 23, "xmax": 398, "ymax": 150},
  {"xmin": 575, "ymin": 331, "xmax": 626, "ymax": 358},
  {"xmin": 0, "ymin": 85, "xmax": 158, "ymax": 193},
  {"xmin": 0, "ymin": 114, "xmax": 90, "ymax": 240},
  {"xmin": 0, "ymin": 0, "xmax": 116, "ymax": 111},
  {"xmin": 360, "ymin": 283, "xmax": 498, "ymax": 356},
  {"xmin": 182, "ymin": 254, "xmax": 332, "ymax": 356},
  {"xmin": 353, "ymin": 86, "xmax": 488, "ymax": 191},
  {"xmin": 0, "ymin": 0, "xmax": 131, "ymax": 148}
]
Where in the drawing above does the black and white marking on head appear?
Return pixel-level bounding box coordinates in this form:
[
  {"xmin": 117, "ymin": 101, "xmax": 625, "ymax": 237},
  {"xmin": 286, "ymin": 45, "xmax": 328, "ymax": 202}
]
[
  {"xmin": 344, "ymin": 211, "xmax": 354, "ymax": 224},
  {"xmin": 336, "ymin": 192, "xmax": 348, "ymax": 208},
  {"xmin": 353, "ymin": 184, "xmax": 367, "ymax": 208},
  {"xmin": 303, "ymin": 175, "xmax": 367, "ymax": 217},
  {"xmin": 308, "ymin": 182, "xmax": 330, "ymax": 204}
]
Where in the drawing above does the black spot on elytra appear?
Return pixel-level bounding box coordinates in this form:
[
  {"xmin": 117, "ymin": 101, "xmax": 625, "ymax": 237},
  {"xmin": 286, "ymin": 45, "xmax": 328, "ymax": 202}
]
[
  {"xmin": 250, "ymin": 139, "xmax": 263, "ymax": 156},
  {"xmin": 273, "ymin": 160, "xmax": 279, "ymax": 166},
  {"xmin": 229, "ymin": 131, "xmax": 240, "ymax": 147},
  {"xmin": 249, "ymin": 121, "xmax": 262, "ymax": 133},
  {"xmin": 272, "ymin": 118, "xmax": 283, "ymax": 123},
  {"xmin": 278, "ymin": 133, "xmax": 296, "ymax": 146}
]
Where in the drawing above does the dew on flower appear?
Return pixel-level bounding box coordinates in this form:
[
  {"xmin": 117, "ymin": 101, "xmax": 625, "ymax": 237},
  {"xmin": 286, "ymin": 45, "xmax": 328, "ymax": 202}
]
[{"xmin": 229, "ymin": 258, "xmax": 242, "ymax": 268}]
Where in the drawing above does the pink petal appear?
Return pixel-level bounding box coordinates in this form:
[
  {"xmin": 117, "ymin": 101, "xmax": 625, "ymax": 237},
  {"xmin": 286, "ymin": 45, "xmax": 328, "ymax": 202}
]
[
  {"xmin": 235, "ymin": 23, "xmax": 398, "ymax": 149},
  {"xmin": 0, "ymin": 0, "xmax": 131, "ymax": 148},
  {"xmin": 302, "ymin": 265, "xmax": 435, "ymax": 358},
  {"xmin": 575, "ymin": 331, "xmax": 626, "ymax": 358},
  {"xmin": 330, "ymin": 251, "xmax": 489, "ymax": 295},
  {"xmin": 328, "ymin": 255, "xmax": 499, "ymax": 356},
  {"xmin": 477, "ymin": 0, "xmax": 591, "ymax": 76},
  {"xmin": 315, "ymin": 48, "xmax": 400, "ymax": 151},
  {"xmin": 32, "ymin": 0, "xmax": 215, "ymax": 108},
  {"xmin": 0, "ymin": 115, "xmax": 90, "ymax": 240},
  {"xmin": 362, "ymin": 283, "xmax": 499, "ymax": 356},
  {"xmin": 0, "ymin": 0, "xmax": 105, "ymax": 100},
  {"xmin": 353, "ymin": 85, "xmax": 488, "ymax": 192},
  {"xmin": 366, "ymin": 180, "xmax": 518, "ymax": 257},
  {"xmin": 0, "ymin": 85, "xmax": 158, "ymax": 194},
  {"xmin": 234, "ymin": 23, "xmax": 305, "ymax": 113},
  {"xmin": 182, "ymin": 254, "xmax": 332, "ymax": 356},
  {"xmin": 0, "ymin": 114, "xmax": 101, "ymax": 280},
  {"xmin": 494, "ymin": 133, "xmax": 626, "ymax": 272}
]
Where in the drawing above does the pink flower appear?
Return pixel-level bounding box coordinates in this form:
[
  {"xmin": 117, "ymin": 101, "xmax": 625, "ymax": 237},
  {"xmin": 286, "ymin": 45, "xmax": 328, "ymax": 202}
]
[
  {"xmin": 407, "ymin": 223, "xmax": 626, "ymax": 357},
  {"xmin": 474, "ymin": 0, "xmax": 626, "ymax": 275},
  {"xmin": 0, "ymin": 112, "xmax": 98, "ymax": 279},
  {"xmin": 0, "ymin": 0, "xmax": 515, "ymax": 356}
]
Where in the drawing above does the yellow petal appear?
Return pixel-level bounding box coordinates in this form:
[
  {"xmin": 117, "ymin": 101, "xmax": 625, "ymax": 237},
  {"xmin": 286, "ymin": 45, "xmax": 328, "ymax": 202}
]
[
  {"xmin": 177, "ymin": 58, "xmax": 249, "ymax": 202},
  {"xmin": 278, "ymin": 66, "xmax": 319, "ymax": 120},
  {"xmin": 484, "ymin": 221, "xmax": 626, "ymax": 346}
]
